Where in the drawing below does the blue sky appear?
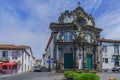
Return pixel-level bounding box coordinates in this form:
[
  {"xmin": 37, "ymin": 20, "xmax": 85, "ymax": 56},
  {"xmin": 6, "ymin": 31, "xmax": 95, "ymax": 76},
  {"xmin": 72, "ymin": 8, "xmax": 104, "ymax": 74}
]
[{"xmin": 0, "ymin": 0, "xmax": 120, "ymax": 59}]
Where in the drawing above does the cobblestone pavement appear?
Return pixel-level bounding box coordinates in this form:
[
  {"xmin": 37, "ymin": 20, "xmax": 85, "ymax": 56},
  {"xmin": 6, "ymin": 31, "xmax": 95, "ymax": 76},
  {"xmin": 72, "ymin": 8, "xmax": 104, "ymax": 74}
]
[
  {"xmin": 97, "ymin": 72, "xmax": 120, "ymax": 80},
  {"xmin": 0, "ymin": 72, "xmax": 120, "ymax": 80},
  {"xmin": 0, "ymin": 72, "xmax": 65, "ymax": 80}
]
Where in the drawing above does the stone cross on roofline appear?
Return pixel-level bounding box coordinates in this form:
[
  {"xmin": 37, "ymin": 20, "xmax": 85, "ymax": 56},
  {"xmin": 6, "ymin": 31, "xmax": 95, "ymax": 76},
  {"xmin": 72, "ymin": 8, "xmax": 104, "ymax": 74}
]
[{"xmin": 78, "ymin": 1, "xmax": 80, "ymax": 7}]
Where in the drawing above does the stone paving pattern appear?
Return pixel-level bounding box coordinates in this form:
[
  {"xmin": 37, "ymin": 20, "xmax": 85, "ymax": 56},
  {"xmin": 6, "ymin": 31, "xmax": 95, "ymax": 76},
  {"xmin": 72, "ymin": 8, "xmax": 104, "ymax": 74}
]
[{"xmin": 0, "ymin": 72, "xmax": 120, "ymax": 80}]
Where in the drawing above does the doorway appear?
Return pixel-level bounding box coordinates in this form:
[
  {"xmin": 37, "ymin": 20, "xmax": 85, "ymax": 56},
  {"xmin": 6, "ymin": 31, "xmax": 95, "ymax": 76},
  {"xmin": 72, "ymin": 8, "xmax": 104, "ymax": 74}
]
[
  {"xmin": 87, "ymin": 54, "xmax": 92, "ymax": 70},
  {"xmin": 64, "ymin": 54, "xmax": 73, "ymax": 69}
]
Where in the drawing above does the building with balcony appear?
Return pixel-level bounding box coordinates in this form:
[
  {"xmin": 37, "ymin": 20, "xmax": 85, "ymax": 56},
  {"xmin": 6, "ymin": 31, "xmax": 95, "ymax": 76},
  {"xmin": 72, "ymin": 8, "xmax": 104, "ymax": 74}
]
[
  {"xmin": 43, "ymin": 3, "xmax": 120, "ymax": 71},
  {"xmin": 0, "ymin": 44, "xmax": 34, "ymax": 74},
  {"xmin": 99, "ymin": 38, "xmax": 120, "ymax": 70}
]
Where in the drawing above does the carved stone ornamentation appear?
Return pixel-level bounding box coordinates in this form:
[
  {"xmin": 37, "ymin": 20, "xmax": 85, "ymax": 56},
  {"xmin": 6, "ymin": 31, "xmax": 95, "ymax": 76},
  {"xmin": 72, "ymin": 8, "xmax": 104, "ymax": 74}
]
[{"xmin": 58, "ymin": 5, "xmax": 95, "ymax": 27}]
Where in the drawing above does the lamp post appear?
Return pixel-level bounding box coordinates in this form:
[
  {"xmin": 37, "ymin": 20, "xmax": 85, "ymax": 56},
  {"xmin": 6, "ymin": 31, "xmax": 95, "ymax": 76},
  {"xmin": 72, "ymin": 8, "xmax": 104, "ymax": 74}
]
[
  {"xmin": 55, "ymin": 60, "xmax": 58, "ymax": 72},
  {"xmin": 48, "ymin": 55, "xmax": 51, "ymax": 72}
]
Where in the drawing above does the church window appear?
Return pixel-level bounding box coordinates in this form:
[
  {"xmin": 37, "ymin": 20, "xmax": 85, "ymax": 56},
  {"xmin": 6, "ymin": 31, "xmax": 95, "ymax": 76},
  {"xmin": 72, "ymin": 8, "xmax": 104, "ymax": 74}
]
[
  {"xmin": 86, "ymin": 34, "xmax": 92, "ymax": 43},
  {"xmin": 64, "ymin": 32, "xmax": 72, "ymax": 42}
]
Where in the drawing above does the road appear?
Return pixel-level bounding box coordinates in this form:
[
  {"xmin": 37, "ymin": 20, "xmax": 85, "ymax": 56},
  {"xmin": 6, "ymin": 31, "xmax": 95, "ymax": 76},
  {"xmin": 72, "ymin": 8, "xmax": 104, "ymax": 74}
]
[
  {"xmin": 0, "ymin": 72, "xmax": 120, "ymax": 80},
  {"xmin": 97, "ymin": 72, "xmax": 120, "ymax": 80},
  {"xmin": 0, "ymin": 72, "xmax": 64, "ymax": 80}
]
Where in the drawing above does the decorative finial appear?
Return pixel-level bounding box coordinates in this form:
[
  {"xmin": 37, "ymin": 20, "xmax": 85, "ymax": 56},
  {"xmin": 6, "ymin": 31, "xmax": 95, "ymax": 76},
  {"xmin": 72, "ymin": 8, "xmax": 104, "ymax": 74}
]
[{"xmin": 78, "ymin": 1, "xmax": 80, "ymax": 7}]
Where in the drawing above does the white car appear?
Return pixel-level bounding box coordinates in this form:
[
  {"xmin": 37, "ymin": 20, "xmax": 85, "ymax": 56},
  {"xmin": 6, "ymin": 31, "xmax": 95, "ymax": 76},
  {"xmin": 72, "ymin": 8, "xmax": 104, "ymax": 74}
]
[
  {"xmin": 34, "ymin": 66, "xmax": 41, "ymax": 72},
  {"xmin": 112, "ymin": 66, "xmax": 120, "ymax": 72}
]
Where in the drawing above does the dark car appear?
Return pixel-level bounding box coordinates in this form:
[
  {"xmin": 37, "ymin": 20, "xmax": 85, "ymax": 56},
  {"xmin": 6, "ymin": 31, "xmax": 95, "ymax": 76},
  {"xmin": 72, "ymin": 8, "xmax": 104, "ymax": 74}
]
[
  {"xmin": 34, "ymin": 66, "xmax": 41, "ymax": 72},
  {"xmin": 40, "ymin": 66, "xmax": 49, "ymax": 72},
  {"xmin": 112, "ymin": 66, "xmax": 120, "ymax": 72}
]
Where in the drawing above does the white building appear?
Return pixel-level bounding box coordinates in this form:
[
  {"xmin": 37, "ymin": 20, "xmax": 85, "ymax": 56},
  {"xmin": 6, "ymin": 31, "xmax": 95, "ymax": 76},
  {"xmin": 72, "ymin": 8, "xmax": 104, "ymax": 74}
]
[
  {"xmin": 43, "ymin": 36, "xmax": 54, "ymax": 69},
  {"xmin": 0, "ymin": 44, "xmax": 35, "ymax": 74},
  {"xmin": 99, "ymin": 38, "xmax": 120, "ymax": 70}
]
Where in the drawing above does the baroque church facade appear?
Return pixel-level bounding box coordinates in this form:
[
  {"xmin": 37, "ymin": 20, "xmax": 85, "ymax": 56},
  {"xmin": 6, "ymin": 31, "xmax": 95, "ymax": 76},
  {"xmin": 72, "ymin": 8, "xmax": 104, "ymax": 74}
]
[{"xmin": 43, "ymin": 3, "xmax": 120, "ymax": 71}]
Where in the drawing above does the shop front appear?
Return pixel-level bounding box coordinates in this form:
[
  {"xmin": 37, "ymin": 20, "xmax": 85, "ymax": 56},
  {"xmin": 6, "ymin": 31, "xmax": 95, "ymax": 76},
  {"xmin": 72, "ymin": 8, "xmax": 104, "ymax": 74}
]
[{"xmin": 0, "ymin": 62, "xmax": 17, "ymax": 74}]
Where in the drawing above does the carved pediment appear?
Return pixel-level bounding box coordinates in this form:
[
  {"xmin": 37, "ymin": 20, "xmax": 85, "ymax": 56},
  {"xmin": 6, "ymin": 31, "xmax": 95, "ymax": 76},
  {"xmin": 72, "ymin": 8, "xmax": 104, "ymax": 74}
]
[{"xmin": 58, "ymin": 4, "xmax": 95, "ymax": 27}]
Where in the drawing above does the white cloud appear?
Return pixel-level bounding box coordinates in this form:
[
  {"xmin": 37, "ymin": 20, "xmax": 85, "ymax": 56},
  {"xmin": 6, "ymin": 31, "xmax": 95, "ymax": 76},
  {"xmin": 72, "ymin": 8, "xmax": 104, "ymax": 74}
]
[
  {"xmin": 96, "ymin": 9, "xmax": 120, "ymax": 40},
  {"xmin": 81, "ymin": 0, "xmax": 103, "ymax": 13},
  {"xmin": 0, "ymin": 0, "xmax": 104, "ymax": 58}
]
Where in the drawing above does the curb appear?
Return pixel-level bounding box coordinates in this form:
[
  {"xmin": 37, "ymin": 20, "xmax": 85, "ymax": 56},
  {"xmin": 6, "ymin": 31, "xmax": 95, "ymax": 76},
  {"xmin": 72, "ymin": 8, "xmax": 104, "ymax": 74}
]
[
  {"xmin": 0, "ymin": 72, "xmax": 28, "ymax": 79},
  {"xmin": 0, "ymin": 74, "xmax": 19, "ymax": 79}
]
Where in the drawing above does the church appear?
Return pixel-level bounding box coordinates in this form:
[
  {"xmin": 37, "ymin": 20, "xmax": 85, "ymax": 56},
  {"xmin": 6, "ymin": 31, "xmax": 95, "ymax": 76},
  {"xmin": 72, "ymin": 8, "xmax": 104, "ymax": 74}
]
[{"xmin": 43, "ymin": 2, "xmax": 120, "ymax": 71}]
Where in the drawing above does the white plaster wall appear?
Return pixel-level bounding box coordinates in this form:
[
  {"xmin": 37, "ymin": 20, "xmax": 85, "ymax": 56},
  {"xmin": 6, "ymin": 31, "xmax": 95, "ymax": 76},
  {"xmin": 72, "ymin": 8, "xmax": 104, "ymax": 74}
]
[
  {"xmin": 44, "ymin": 38, "xmax": 54, "ymax": 69},
  {"xmin": 17, "ymin": 50, "xmax": 23, "ymax": 73},
  {"xmin": 102, "ymin": 42, "xmax": 120, "ymax": 69},
  {"xmin": 0, "ymin": 48, "xmax": 33, "ymax": 73},
  {"xmin": 25, "ymin": 48, "xmax": 34, "ymax": 71},
  {"xmin": 0, "ymin": 50, "xmax": 12, "ymax": 61},
  {"xmin": 23, "ymin": 51, "xmax": 30, "ymax": 72},
  {"xmin": 0, "ymin": 50, "xmax": 23, "ymax": 73},
  {"xmin": 0, "ymin": 50, "xmax": 22, "ymax": 62}
]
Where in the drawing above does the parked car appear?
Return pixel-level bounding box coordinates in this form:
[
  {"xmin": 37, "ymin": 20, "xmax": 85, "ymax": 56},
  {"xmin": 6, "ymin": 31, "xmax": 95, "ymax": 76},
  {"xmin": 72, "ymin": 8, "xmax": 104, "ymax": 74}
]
[
  {"xmin": 103, "ymin": 69, "xmax": 108, "ymax": 72},
  {"xmin": 112, "ymin": 66, "xmax": 120, "ymax": 72},
  {"xmin": 40, "ymin": 66, "xmax": 49, "ymax": 72},
  {"xmin": 34, "ymin": 66, "xmax": 41, "ymax": 72}
]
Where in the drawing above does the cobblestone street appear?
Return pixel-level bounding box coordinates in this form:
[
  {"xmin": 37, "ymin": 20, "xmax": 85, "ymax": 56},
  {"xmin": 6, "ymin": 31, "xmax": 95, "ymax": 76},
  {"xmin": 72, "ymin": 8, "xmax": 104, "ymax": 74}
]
[
  {"xmin": 0, "ymin": 72, "xmax": 64, "ymax": 80},
  {"xmin": 97, "ymin": 72, "xmax": 120, "ymax": 80},
  {"xmin": 0, "ymin": 72, "xmax": 120, "ymax": 80}
]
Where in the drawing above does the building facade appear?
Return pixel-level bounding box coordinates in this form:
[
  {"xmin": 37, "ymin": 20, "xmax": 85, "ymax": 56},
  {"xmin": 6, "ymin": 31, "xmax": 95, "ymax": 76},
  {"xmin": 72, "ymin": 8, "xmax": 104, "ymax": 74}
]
[
  {"xmin": 43, "ymin": 4, "xmax": 120, "ymax": 71},
  {"xmin": 0, "ymin": 44, "xmax": 34, "ymax": 74},
  {"xmin": 99, "ymin": 38, "xmax": 120, "ymax": 70}
]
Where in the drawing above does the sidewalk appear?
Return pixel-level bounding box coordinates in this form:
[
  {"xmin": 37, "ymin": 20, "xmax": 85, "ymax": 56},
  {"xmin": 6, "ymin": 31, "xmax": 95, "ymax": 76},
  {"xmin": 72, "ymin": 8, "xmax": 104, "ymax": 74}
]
[
  {"xmin": 0, "ymin": 72, "xmax": 27, "ymax": 79},
  {"xmin": 0, "ymin": 73, "xmax": 20, "ymax": 79}
]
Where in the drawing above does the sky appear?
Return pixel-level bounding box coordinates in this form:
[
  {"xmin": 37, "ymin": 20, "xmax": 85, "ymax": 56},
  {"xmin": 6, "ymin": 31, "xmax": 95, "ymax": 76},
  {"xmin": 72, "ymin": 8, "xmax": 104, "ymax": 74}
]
[{"xmin": 0, "ymin": 0, "xmax": 120, "ymax": 59}]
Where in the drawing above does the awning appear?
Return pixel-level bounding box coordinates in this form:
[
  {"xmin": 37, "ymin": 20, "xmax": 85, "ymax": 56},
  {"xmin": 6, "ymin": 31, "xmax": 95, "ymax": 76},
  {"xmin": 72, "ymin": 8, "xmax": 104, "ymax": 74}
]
[
  {"xmin": 1, "ymin": 62, "xmax": 17, "ymax": 66},
  {"xmin": 0, "ymin": 62, "xmax": 3, "ymax": 70}
]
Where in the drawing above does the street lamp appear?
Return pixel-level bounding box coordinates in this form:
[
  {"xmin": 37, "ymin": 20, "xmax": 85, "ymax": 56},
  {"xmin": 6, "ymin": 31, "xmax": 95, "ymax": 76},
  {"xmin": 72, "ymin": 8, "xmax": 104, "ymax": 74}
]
[{"xmin": 48, "ymin": 55, "xmax": 51, "ymax": 72}]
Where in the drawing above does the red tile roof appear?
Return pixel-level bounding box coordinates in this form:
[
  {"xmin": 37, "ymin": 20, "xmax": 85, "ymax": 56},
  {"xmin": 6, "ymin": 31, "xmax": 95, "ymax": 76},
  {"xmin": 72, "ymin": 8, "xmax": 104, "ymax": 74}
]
[{"xmin": 0, "ymin": 44, "xmax": 30, "ymax": 50}]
